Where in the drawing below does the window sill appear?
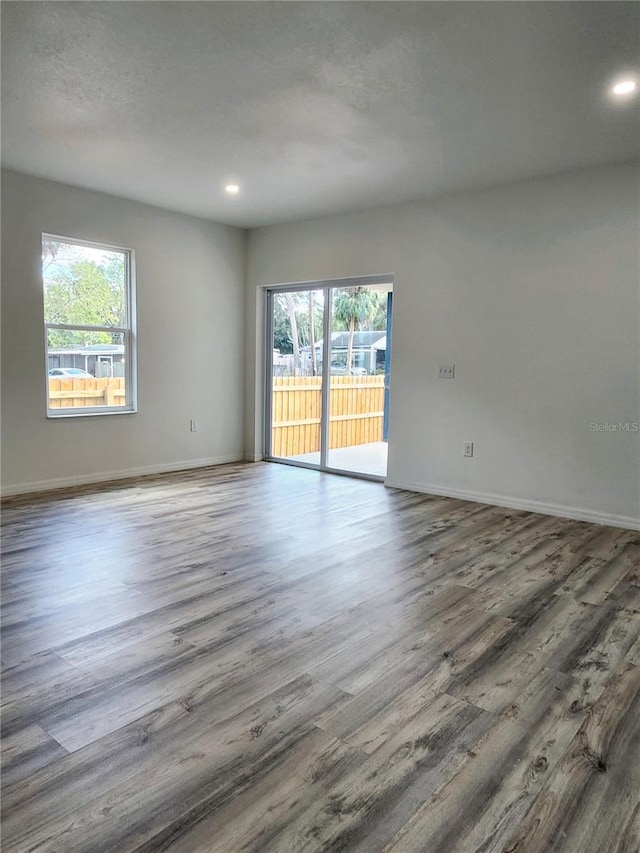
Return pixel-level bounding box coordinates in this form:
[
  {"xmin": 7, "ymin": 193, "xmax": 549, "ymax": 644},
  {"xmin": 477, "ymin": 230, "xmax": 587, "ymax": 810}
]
[{"xmin": 46, "ymin": 407, "xmax": 137, "ymax": 419}]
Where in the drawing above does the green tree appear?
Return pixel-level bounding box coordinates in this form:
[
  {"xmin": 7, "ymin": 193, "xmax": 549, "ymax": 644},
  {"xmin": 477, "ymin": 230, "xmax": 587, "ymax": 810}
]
[
  {"xmin": 369, "ymin": 291, "xmax": 388, "ymax": 331},
  {"xmin": 308, "ymin": 291, "xmax": 318, "ymax": 376},
  {"xmin": 273, "ymin": 297, "xmax": 294, "ymax": 354},
  {"xmin": 284, "ymin": 293, "xmax": 301, "ymax": 373},
  {"xmin": 272, "ymin": 292, "xmax": 323, "ymax": 373},
  {"xmin": 44, "ymin": 257, "xmax": 125, "ymax": 347},
  {"xmin": 333, "ymin": 287, "xmax": 379, "ymax": 374}
]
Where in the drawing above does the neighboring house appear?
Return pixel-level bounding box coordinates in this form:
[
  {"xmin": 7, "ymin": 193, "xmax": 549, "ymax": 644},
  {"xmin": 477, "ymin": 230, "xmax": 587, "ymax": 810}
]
[
  {"xmin": 272, "ymin": 350, "xmax": 294, "ymax": 376},
  {"xmin": 301, "ymin": 330, "xmax": 387, "ymax": 374},
  {"xmin": 47, "ymin": 344, "xmax": 125, "ymax": 377}
]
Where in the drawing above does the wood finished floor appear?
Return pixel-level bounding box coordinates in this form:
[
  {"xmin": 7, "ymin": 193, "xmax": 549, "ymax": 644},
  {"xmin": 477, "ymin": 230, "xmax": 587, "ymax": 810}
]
[{"xmin": 1, "ymin": 462, "xmax": 639, "ymax": 853}]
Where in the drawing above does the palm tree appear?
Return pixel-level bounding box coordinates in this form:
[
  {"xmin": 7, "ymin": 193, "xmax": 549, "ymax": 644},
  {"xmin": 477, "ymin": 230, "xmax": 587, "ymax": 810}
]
[{"xmin": 332, "ymin": 287, "xmax": 379, "ymax": 374}]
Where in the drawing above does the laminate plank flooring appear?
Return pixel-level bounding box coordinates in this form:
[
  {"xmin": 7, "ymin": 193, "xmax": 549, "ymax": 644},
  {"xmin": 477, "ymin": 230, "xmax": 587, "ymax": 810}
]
[{"xmin": 1, "ymin": 462, "xmax": 639, "ymax": 852}]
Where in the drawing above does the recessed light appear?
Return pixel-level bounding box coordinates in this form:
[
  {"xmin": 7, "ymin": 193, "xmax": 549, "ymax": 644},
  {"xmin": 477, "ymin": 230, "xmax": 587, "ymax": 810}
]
[
  {"xmin": 225, "ymin": 184, "xmax": 240, "ymax": 195},
  {"xmin": 612, "ymin": 79, "xmax": 637, "ymax": 96}
]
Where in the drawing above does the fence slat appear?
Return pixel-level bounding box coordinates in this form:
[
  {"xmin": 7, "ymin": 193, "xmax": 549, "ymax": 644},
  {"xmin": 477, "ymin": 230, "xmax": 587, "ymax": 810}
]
[
  {"xmin": 48, "ymin": 377, "xmax": 126, "ymax": 409},
  {"xmin": 271, "ymin": 375, "xmax": 384, "ymax": 455}
]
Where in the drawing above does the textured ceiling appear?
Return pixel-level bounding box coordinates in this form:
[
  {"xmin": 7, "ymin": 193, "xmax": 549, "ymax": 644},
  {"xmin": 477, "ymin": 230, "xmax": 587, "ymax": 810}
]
[{"xmin": 2, "ymin": 2, "xmax": 639, "ymax": 227}]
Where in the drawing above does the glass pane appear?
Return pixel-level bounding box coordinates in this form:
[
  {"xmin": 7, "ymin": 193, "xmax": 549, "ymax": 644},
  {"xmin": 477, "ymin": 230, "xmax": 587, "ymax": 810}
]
[
  {"xmin": 327, "ymin": 286, "xmax": 390, "ymax": 477},
  {"xmin": 47, "ymin": 330, "xmax": 127, "ymax": 410},
  {"xmin": 42, "ymin": 238, "xmax": 127, "ymax": 327},
  {"xmin": 270, "ymin": 290, "xmax": 324, "ymax": 462}
]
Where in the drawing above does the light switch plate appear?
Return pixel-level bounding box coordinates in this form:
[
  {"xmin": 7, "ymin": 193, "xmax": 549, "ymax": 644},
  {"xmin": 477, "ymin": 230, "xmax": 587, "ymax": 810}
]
[
  {"xmin": 464, "ymin": 441, "xmax": 474, "ymax": 457},
  {"xmin": 438, "ymin": 364, "xmax": 455, "ymax": 379}
]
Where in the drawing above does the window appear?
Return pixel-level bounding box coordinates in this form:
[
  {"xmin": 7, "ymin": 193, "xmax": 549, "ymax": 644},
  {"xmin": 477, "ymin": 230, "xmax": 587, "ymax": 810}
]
[{"xmin": 42, "ymin": 235, "xmax": 136, "ymax": 416}]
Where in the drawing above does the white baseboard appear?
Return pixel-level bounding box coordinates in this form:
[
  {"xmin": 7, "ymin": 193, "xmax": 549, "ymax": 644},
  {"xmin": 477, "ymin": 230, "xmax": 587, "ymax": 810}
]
[
  {"xmin": 4, "ymin": 464, "xmax": 638, "ymax": 531},
  {"xmin": 384, "ymin": 478, "xmax": 640, "ymax": 531},
  {"xmin": 1, "ymin": 454, "xmax": 245, "ymax": 498}
]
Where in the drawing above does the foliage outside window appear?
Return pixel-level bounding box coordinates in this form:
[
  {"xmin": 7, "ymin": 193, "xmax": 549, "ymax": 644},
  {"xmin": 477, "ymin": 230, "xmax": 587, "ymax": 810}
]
[
  {"xmin": 272, "ymin": 287, "xmax": 387, "ymax": 376},
  {"xmin": 42, "ymin": 235, "xmax": 136, "ymax": 416}
]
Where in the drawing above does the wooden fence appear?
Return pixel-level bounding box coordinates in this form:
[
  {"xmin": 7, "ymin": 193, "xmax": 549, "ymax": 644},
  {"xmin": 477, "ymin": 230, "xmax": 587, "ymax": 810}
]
[
  {"xmin": 48, "ymin": 377, "xmax": 126, "ymax": 409},
  {"xmin": 47, "ymin": 376, "xmax": 383, "ymax": 455},
  {"xmin": 272, "ymin": 375, "xmax": 384, "ymax": 458}
]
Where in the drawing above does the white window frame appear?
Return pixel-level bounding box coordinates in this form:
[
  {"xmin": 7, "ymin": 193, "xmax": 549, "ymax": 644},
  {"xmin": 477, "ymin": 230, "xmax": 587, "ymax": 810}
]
[{"xmin": 43, "ymin": 234, "xmax": 137, "ymax": 418}]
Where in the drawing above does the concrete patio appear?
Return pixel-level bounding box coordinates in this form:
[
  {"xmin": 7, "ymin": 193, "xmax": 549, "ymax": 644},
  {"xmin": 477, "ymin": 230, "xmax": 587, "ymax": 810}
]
[{"xmin": 289, "ymin": 441, "xmax": 388, "ymax": 478}]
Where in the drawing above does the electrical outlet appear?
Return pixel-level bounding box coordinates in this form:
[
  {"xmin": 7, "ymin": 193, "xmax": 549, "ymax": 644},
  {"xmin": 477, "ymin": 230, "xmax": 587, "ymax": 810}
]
[
  {"xmin": 463, "ymin": 441, "xmax": 474, "ymax": 458},
  {"xmin": 438, "ymin": 364, "xmax": 455, "ymax": 379},
  {"xmin": 190, "ymin": 419, "xmax": 198, "ymax": 432}
]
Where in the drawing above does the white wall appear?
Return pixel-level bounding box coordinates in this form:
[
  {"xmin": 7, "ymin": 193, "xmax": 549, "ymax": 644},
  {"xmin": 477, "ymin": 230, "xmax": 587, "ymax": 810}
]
[
  {"xmin": 246, "ymin": 162, "xmax": 640, "ymax": 528},
  {"xmin": 1, "ymin": 170, "xmax": 246, "ymax": 494}
]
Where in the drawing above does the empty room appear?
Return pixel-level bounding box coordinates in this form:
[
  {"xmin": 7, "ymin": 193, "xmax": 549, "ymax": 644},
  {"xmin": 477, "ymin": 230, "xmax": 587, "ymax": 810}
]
[{"xmin": 1, "ymin": 2, "xmax": 639, "ymax": 851}]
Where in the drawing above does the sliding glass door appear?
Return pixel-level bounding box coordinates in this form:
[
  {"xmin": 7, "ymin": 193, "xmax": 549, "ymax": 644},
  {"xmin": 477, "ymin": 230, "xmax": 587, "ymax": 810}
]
[
  {"xmin": 266, "ymin": 278, "xmax": 392, "ymax": 479},
  {"xmin": 267, "ymin": 288, "xmax": 325, "ymax": 466},
  {"xmin": 326, "ymin": 285, "xmax": 390, "ymax": 477}
]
